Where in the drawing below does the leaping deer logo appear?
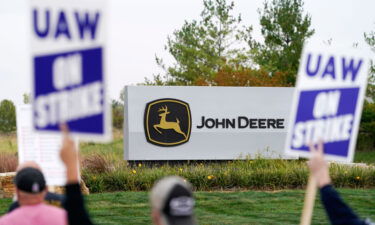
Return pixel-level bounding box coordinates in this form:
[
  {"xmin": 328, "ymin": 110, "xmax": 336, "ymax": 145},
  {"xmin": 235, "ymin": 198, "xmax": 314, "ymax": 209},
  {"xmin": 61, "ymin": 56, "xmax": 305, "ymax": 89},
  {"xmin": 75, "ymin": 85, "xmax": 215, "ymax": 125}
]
[{"xmin": 153, "ymin": 106, "xmax": 187, "ymax": 139}]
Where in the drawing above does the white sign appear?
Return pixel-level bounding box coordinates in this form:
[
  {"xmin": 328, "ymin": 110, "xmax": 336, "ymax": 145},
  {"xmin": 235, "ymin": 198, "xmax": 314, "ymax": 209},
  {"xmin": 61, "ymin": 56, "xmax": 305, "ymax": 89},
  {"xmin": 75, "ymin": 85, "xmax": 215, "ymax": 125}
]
[
  {"xmin": 124, "ymin": 86, "xmax": 294, "ymax": 160},
  {"xmin": 31, "ymin": 0, "xmax": 111, "ymax": 141},
  {"xmin": 17, "ymin": 105, "xmax": 66, "ymax": 186},
  {"xmin": 285, "ymin": 44, "xmax": 370, "ymax": 162}
]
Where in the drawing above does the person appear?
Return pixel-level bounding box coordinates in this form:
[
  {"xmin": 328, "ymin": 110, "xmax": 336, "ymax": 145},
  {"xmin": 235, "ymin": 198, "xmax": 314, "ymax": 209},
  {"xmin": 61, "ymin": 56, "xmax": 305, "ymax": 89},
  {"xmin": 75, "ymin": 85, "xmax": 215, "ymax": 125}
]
[
  {"xmin": 308, "ymin": 142, "xmax": 374, "ymax": 225},
  {"xmin": 0, "ymin": 165, "xmax": 67, "ymax": 224},
  {"xmin": 60, "ymin": 124, "xmax": 94, "ymax": 225},
  {"xmin": 150, "ymin": 176, "xmax": 197, "ymax": 225},
  {"xmin": 8, "ymin": 161, "xmax": 65, "ymax": 213}
]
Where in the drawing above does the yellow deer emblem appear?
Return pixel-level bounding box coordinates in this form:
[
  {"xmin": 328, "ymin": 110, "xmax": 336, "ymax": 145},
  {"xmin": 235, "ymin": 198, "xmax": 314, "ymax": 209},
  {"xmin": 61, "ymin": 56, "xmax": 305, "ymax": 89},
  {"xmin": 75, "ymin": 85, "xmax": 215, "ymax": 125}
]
[{"xmin": 153, "ymin": 106, "xmax": 187, "ymax": 139}]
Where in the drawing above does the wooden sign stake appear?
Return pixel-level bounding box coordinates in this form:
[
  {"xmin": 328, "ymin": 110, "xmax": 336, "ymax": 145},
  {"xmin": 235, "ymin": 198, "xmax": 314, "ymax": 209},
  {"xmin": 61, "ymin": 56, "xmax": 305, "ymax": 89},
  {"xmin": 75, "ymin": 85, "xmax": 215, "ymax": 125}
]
[{"xmin": 300, "ymin": 174, "xmax": 317, "ymax": 225}]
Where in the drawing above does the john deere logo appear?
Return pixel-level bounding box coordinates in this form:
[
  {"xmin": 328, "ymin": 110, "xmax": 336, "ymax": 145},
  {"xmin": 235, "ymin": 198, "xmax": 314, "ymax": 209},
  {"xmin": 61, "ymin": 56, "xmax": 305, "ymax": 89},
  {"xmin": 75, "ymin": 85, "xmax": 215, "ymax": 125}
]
[{"xmin": 144, "ymin": 98, "xmax": 191, "ymax": 147}]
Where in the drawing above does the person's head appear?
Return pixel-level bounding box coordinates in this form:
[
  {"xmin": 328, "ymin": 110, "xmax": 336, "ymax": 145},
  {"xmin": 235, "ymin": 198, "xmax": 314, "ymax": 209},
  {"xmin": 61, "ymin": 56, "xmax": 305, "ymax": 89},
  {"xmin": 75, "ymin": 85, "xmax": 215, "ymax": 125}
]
[
  {"xmin": 16, "ymin": 161, "xmax": 41, "ymax": 172},
  {"xmin": 14, "ymin": 166, "xmax": 47, "ymax": 206},
  {"xmin": 150, "ymin": 176, "xmax": 196, "ymax": 225}
]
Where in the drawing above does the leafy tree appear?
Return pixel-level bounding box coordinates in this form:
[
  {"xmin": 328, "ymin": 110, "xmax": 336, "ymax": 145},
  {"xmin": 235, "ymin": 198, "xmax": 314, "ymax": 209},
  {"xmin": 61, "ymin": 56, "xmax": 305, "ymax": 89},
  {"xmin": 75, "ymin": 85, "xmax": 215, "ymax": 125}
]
[
  {"xmin": 359, "ymin": 102, "xmax": 375, "ymax": 149},
  {"xmin": 248, "ymin": 0, "xmax": 314, "ymax": 85},
  {"xmin": 112, "ymin": 99, "xmax": 124, "ymax": 129},
  {"xmin": 147, "ymin": 0, "xmax": 252, "ymax": 85},
  {"xmin": 195, "ymin": 66, "xmax": 292, "ymax": 87},
  {"xmin": 111, "ymin": 88, "xmax": 126, "ymax": 129},
  {"xmin": 364, "ymin": 29, "xmax": 375, "ymax": 102},
  {"xmin": 23, "ymin": 93, "xmax": 30, "ymax": 104},
  {"xmin": 0, "ymin": 100, "xmax": 16, "ymax": 133},
  {"xmin": 357, "ymin": 27, "xmax": 375, "ymax": 150}
]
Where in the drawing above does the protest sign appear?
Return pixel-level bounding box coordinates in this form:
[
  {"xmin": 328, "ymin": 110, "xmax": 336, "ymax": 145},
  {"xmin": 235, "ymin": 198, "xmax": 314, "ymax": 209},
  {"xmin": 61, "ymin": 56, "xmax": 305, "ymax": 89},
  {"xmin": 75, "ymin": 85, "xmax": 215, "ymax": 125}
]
[
  {"xmin": 31, "ymin": 0, "xmax": 111, "ymax": 141},
  {"xmin": 285, "ymin": 44, "xmax": 370, "ymax": 162},
  {"xmin": 17, "ymin": 105, "xmax": 67, "ymax": 186}
]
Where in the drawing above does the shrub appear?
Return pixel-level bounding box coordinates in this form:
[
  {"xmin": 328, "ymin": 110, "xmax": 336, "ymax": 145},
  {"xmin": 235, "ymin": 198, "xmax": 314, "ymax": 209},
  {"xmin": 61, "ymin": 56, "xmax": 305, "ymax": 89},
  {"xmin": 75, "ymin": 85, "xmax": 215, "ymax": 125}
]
[
  {"xmin": 358, "ymin": 101, "xmax": 375, "ymax": 151},
  {"xmin": 111, "ymin": 100, "xmax": 124, "ymax": 129},
  {"xmin": 0, "ymin": 153, "xmax": 18, "ymax": 173},
  {"xmin": 82, "ymin": 154, "xmax": 112, "ymax": 174},
  {"xmin": 0, "ymin": 100, "xmax": 16, "ymax": 133},
  {"xmin": 82, "ymin": 159, "xmax": 375, "ymax": 193}
]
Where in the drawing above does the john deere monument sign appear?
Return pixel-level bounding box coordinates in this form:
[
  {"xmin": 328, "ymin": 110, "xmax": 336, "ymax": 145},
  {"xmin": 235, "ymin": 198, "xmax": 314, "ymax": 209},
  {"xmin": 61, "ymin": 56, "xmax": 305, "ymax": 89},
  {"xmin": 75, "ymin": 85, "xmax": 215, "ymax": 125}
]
[{"xmin": 124, "ymin": 86, "xmax": 294, "ymax": 160}]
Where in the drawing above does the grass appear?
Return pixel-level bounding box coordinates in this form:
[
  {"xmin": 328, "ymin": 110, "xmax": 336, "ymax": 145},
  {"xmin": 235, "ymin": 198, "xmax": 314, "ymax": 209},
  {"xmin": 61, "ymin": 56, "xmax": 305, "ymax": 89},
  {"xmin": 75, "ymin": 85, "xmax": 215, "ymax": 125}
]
[
  {"xmin": 0, "ymin": 133, "xmax": 17, "ymax": 154},
  {"xmin": 354, "ymin": 150, "xmax": 375, "ymax": 164},
  {"xmin": 0, "ymin": 189, "xmax": 374, "ymax": 224}
]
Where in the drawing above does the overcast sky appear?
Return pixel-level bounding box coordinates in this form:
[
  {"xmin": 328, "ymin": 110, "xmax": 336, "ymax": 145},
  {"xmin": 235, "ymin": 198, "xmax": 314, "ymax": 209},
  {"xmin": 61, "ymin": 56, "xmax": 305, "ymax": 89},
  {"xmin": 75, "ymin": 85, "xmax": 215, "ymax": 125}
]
[{"xmin": 0, "ymin": 0, "xmax": 374, "ymax": 105}]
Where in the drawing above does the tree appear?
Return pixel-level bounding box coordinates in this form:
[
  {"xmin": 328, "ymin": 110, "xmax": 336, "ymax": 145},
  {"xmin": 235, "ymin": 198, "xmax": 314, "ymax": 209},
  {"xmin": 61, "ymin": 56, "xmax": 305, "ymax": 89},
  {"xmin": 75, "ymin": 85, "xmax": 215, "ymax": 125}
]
[
  {"xmin": 23, "ymin": 93, "xmax": 30, "ymax": 104},
  {"xmin": 364, "ymin": 28, "xmax": 375, "ymax": 102},
  {"xmin": 112, "ymin": 100, "xmax": 124, "ymax": 129},
  {"xmin": 248, "ymin": 0, "xmax": 314, "ymax": 85},
  {"xmin": 111, "ymin": 88, "xmax": 126, "ymax": 129},
  {"xmin": 148, "ymin": 0, "xmax": 252, "ymax": 85},
  {"xmin": 359, "ymin": 27, "xmax": 375, "ymax": 150},
  {"xmin": 0, "ymin": 100, "xmax": 16, "ymax": 133},
  {"xmin": 195, "ymin": 66, "xmax": 292, "ymax": 87}
]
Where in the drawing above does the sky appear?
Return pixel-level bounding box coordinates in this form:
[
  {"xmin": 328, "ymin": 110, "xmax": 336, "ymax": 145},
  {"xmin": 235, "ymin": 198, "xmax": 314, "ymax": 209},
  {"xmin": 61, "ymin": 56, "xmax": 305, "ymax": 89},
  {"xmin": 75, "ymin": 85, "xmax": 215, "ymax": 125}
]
[{"xmin": 0, "ymin": 0, "xmax": 374, "ymax": 105}]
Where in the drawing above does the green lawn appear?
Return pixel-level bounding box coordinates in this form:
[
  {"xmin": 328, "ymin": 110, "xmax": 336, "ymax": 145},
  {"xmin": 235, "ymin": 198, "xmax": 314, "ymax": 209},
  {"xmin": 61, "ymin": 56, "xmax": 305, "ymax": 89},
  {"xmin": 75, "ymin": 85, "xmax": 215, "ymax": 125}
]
[
  {"xmin": 1, "ymin": 189, "xmax": 373, "ymax": 225},
  {"xmin": 354, "ymin": 151, "xmax": 375, "ymax": 164}
]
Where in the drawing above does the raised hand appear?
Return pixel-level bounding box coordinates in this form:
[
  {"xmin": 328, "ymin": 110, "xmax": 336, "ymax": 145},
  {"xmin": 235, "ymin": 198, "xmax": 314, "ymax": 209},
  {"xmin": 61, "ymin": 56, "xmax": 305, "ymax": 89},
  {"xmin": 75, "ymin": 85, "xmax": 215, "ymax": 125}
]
[
  {"xmin": 307, "ymin": 142, "xmax": 331, "ymax": 188},
  {"xmin": 60, "ymin": 124, "xmax": 79, "ymax": 184}
]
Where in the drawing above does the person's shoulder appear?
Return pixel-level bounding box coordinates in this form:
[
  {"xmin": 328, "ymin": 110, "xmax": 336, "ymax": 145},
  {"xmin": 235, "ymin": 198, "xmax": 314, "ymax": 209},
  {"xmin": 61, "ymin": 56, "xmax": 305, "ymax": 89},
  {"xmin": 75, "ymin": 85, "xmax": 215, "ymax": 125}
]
[
  {"xmin": 41, "ymin": 203, "xmax": 66, "ymax": 214},
  {"xmin": 39, "ymin": 204, "xmax": 67, "ymax": 225},
  {"xmin": 0, "ymin": 207, "xmax": 23, "ymax": 224},
  {"xmin": 0, "ymin": 211, "xmax": 11, "ymax": 223}
]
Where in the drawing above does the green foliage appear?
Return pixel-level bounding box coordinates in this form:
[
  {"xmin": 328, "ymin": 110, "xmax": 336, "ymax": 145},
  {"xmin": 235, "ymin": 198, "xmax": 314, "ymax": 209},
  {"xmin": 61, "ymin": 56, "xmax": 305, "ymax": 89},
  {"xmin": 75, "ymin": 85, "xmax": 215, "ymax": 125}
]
[
  {"xmin": 357, "ymin": 102, "xmax": 375, "ymax": 150},
  {"xmin": 248, "ymin": 0, "xmax": 314, "ymax": 85},
  {"xmin": 76, "ymin": 130, "xmax": 375, "ymax": 192},
  {"xmin": 0, "ymin": 100, "xmax": 16, "ymax": 133},
  {"xmin": 355, "ymin": 151, "xmax": 375, "ymax": 164},
  {"xmin": 148, "ymin": 0, "xmax": 252, "ymax": 85},
  {"xmin": 23, "ymin": 93, "xmax": 30, "ymax": 104},
  {"xmin": 364, "ymin": 28, "xmax": 375, "ymax": 102},
  {"xmin": 82, "ymin": 158, "xmax": 375, "ymax": 193},
  {"xmin": 111, "ymin": 100, "xmax": 124, "ymax": 129}
]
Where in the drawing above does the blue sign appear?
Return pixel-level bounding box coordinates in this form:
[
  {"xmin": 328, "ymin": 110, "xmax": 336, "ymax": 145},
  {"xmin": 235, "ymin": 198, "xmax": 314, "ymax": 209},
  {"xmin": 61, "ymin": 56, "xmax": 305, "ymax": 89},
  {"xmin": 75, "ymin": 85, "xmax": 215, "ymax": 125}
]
[
  {"xmin": 34, "ymin": 48, "xmax": 104, "ymax": 134},
  {"xmin": 31, "ymin": 0, "xmax": 110, "ymax": 140},
  {"xmin": 290, "ymin": 88, "xmax": 359, "ymax": 157},
  {"xmin": 285, "ymin": 44, "xmax": 369, "ymax": 162}
]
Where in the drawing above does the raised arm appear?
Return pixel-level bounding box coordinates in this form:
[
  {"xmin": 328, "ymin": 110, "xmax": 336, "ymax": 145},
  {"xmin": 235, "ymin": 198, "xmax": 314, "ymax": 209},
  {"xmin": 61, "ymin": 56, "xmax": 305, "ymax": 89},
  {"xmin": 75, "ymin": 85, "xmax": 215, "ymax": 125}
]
[
  {"xmin": 60, "ymin": 124, "xmax": 94, "ymax": 225},
  {"xmin": 307, "ymin": 142, "xmax": 369, "ymax": 225}
]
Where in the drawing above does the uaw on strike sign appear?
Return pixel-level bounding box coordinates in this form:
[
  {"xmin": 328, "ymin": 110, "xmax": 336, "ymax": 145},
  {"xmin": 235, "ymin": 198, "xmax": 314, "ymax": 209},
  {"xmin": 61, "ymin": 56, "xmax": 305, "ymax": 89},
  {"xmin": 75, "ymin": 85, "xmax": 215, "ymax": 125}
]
[
  {"xmin": 285, "ymin": 44, "xmax": 370, "ymax": 162},
  {"xmin": 31, "ymin": 0, "xmax": 111, "ymax": 141}
]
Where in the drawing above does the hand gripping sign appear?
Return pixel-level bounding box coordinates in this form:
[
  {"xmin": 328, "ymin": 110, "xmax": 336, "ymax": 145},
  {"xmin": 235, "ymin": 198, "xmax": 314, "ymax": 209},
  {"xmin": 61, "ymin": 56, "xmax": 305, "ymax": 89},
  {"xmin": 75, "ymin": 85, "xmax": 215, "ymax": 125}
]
[
  {"xmin": 285, "ymin": 44, "xmax": 370, "ymax": 162},
  {"xmin": 31, "ymin": 0, "xmax": 111, "ymax": 141}
]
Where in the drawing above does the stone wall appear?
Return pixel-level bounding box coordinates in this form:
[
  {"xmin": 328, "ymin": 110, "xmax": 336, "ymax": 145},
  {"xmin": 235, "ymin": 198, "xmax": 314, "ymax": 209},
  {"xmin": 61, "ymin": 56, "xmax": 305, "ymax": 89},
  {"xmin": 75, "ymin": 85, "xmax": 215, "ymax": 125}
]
[
  {"xmin": 0, "ymin": 172, "xmax": 89, "ymax": 199},
  {"xmin": 0, "ymin": 173, "xmax": 16, "ymax": 198}
]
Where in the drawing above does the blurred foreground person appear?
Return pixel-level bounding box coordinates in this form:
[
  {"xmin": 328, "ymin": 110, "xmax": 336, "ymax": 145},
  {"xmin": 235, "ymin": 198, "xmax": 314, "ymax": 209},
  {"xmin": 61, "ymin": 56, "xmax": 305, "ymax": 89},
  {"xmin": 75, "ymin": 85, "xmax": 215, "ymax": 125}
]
[
  {"xmin": 308, "ymin": 142, "xmax": 374, "ymax": 225},
  {"xmin": 8, "ymin": 161, "xmax": 65, "ymax": 212},
  {"xmin": 0, "ymin": 165, "xmax": 67, "ymax": 224},
  {"xmin": 60, "ymin": 124, "xmax": 94, "ymax": 225},
  {"xmin": 150, "ymin": 176, "xmax": 197, "ymax": 225}
]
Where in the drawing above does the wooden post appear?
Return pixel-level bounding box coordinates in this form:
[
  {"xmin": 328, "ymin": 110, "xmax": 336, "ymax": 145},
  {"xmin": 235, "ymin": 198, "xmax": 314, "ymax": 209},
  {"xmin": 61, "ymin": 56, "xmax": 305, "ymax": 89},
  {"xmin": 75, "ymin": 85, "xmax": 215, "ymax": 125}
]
[{"xmin": 300, "ymin": 174, "xmax": 317, "ymax": 225}]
